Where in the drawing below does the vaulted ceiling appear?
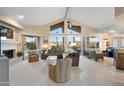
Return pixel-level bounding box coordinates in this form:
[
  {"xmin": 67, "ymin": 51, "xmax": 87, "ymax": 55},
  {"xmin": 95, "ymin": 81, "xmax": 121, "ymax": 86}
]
[
  {"xmin": 0, "ymin": 7, "xmax": 119, "ymax": 30},
  {"xmin": 0, "ymin": 7, "xmax": 66, "ymax": 26}
]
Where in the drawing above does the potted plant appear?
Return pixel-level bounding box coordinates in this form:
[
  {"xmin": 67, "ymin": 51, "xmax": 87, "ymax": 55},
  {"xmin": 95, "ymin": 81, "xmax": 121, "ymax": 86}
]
[
  {"xmin": 17, "ymin": 51, "xmax": 23, "ymax": 61},
  {"xmin": 27, "ymin": 42, "xmax": 36, "ymax": 50}
]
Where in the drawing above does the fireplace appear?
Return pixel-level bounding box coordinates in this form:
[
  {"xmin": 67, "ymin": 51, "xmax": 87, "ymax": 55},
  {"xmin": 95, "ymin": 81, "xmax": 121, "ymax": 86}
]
[
  {"xmin": 1, "ymin": 38, "xmax": 19, "ymax": 59},
  {"xmin": 2, "ymin": 50, "xmax": 14, "ymax": 58}
]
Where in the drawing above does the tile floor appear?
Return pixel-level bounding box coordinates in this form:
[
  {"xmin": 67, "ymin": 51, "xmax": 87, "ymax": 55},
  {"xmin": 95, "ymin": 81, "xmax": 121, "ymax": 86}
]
[{"xmin": 9, "ymin": 56, "xmax": 124, "ymax": 86}]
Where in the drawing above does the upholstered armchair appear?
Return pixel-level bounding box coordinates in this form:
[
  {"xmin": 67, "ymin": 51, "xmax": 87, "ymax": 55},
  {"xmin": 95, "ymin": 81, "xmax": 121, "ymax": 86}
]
[
  {"xmin": 48, "ymin": 58, "xmax": 72, "ymax": 83},
  {"xmin": 47, "ymin": 49, "xmax": 64, "ymax": 55},
  {"xmin": 41, "ymin": 53, "xmax": 48, "ymax": 60},
  {"xmin": 88, "ymin": 50, "xmax": 96, "ymax": 59},
  {"xmin": 83, "ymin": 49, "xmax": 89, "ymax": 57},
  {"xmin": 88, "ymin": 50, "xmax": 103, "ymax": 61}
]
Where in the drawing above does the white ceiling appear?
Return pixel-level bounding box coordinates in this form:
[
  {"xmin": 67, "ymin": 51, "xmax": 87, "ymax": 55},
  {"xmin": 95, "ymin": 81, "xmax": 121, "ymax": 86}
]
[
  {"xmin": 0, "ymin": 7, "xmax": 115, "ymax": 29},
  {"xmin": 0, "ymin": 7, "xmax": 66, "ymax": 26},
  {"xmin": 69, "ymin": 7, "xmax": 115, "ymax": 29}
]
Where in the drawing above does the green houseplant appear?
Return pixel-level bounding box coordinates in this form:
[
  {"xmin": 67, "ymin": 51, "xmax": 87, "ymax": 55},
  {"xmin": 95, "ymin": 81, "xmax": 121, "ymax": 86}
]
[
  {"xmin": 27, "ymin": 42, "xmax": 36, "ymax": 50},
  {"xmin": 17, "ymin": 51, "xmax": 23, "ymax": 61},
  {"xmin": 17, "ymin": 51, "xmax": 23, "ymax": 57}
]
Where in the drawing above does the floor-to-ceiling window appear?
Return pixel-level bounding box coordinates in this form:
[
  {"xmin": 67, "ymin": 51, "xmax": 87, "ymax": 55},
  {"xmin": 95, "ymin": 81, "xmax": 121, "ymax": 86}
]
[
  {"xmin": 112, "ymin": 37, "xmax": 124, "ymax": 48},
  {"xmin": 86, "ymin": 36, "xmax": 100, "ymax": 49},
  {"xmin": 23, "ymin": 35, "xmax": 40, "ymax": 57},
  {"xmin": 48, "ymin": 21, "xmax": 101, "ymax": 53},
  {"xmin": 49, "ymin": 22, "xmax": 64, "ymax": 50},
  {"xmin": 49, "ymin": 36, "xmax": 64, "ymax": 50},
  {"xmin": 24, "ymin": 35, "xmax": 40, "ymax": 50},
  {"xmin": 67, "ymin": 36, "xmax": 81, "ymax": 53},
  {"xmin": 67, "ymin": 23, "xmax": 81, "ymax": 52}
]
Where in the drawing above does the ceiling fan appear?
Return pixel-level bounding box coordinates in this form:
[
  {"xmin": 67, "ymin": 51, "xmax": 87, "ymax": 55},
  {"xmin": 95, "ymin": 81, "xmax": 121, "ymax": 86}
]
[{"xmin": 67, "ymin": 21, "xmax": 80, "ymax": 28}]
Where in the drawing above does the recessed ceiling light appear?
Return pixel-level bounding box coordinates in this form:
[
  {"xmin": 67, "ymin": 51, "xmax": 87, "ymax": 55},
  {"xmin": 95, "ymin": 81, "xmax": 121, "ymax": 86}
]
[
  {"xmin": 17, "ymin": 15, "xmax": 24, "ymax": 19},
  {"xmin": 108, "ymin": 30, "xmax": 116, "ymax": 33}
]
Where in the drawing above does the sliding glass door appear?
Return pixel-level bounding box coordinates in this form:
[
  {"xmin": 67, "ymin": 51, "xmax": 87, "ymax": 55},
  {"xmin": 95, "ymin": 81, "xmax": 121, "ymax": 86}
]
[
  {"xmin": 66, "ymin": 36, "xmax": 81, "ymax": 53},
  {"xmin": 49, "ymin": 36, "xmax": 64, "ymax": 50},
  {"xmin": 48, "ymin": 35, "xmax": 101, "ymax": 53},
  {"xmin": 112, "ymin": 37, "xmax": 124, "ymax": 48},
  {"xmin": 86, "ymin": 36, "xmax": 100, "ymax": 49},
  {"xmin": 23, "ymin": 35, "xmax": 40, "ymax": 58}
]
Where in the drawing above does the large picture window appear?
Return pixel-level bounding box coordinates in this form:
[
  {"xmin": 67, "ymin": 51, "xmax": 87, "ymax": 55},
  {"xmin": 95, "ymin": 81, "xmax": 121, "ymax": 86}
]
[
  {"xmin": 86, "ymin": 36, "xmax": 100, "ymax": 49},
  {"xmin": 49, "ymin": 36, "xmax": 64, "ymax": 50},
  {"xmin": 67, "ymin": 36, "xmax": 81, "ymax": 53},
  {"xmin": 24, "ymin": 35, "xmax": 40, "ymax": 50},
  {"xmin": 50, "ymin": 22, "xmax": 64, "ymax": 34},
  {"xmin": 49, "ymin": 22, "xmax": 64, "ymax": 50},
  {"xmin": 112, "ymin": 37, "xmax": 124, "ymax": 48}
]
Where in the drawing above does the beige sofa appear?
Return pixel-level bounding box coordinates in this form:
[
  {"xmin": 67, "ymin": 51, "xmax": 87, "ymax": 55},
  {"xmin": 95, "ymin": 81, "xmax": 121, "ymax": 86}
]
[
  {"xmin": 84, "ymin": 49, "xmax": 103, "ymax": 61},
  {"xmin": 48, "ymin": 58, "xmax": 72, "ymax": 83},
  {"xmin": 48, "ymin": 49, "xmax": 64, "ymax": 55}
]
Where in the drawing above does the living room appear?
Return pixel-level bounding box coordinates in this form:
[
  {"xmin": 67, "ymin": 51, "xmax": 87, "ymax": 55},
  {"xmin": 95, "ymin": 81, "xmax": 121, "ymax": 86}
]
[{"xmin": 0, "ymin": 7, "xmax": 124, "ymax": 86}]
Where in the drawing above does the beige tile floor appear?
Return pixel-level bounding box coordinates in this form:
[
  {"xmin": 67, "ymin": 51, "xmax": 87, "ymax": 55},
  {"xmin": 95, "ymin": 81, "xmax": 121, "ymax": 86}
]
[{"xmin": 9, "ymin": 56, "xmax": 124, "ymax": 86}]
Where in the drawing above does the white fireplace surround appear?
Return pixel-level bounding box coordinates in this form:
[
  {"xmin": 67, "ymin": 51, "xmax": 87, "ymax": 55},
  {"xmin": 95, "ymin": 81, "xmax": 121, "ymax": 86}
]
[
  {"xmin": 1, "ymin": 40, "xmax": 20, "ymax": 58},
  {"xmin": 0, "ymin": 23, "xmax": 20, "ymax": 51},
  {"xmin": 1, "ymin": 40, "xmax": 20, "ymax": 51}
]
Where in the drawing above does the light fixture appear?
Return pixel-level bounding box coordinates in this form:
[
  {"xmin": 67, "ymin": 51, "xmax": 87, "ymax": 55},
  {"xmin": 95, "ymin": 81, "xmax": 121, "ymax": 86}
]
[
  {"xmin": 68, "ymin": 21, "xmax": 72, "ymax": 28},
  {"xmin": 43, "ymin": 43, "xmax": 48, "ymax": 49},
  {"xmin": 69, "ymin": 24, "xmax": 72, "ymax": 28},
  {"xmin": 17, "ymin": 15, "xmax": 24, "ymax": 19},
  {"xmin": 71, "ymin": 42, "xmax": 76, "ymax": 47},
  {"xmin": 108, "ymin": 30, "xmax": 116, "ymax": 33}
]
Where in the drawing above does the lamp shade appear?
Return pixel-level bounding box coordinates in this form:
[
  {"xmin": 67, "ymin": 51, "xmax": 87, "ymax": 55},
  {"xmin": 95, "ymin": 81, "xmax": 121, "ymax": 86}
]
[
  {"xmin": 71, "ymin": 42, "xmax": 76, "ymax": 46},
  {"xmin": 43, "ymin": 43, "xmax": 48, "ymax": 49}
]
